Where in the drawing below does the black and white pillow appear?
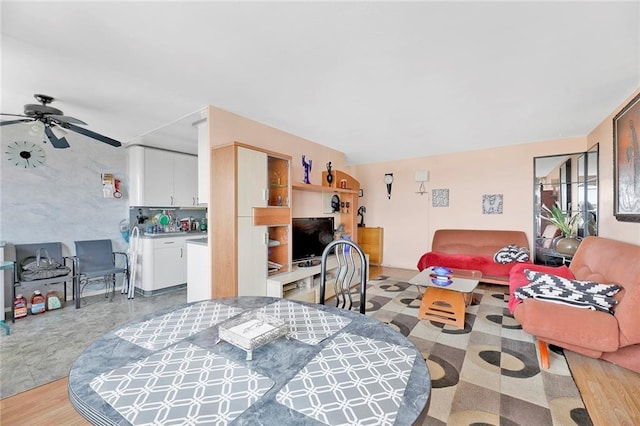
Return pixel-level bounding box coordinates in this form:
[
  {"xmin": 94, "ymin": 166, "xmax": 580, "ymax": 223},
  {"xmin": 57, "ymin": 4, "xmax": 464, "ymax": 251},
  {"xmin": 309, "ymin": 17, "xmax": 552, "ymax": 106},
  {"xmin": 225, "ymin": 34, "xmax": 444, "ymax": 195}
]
[
  {"xmin": 524, "ymin": 270, "xmax": 622, "ymax": 296},
  {"xmin": 515, "ymin": 271, "xmax": 622, "ymax": 313},
  {"xmin": 493, "ymin": 244, "xmax": 530, "ymax": 264}
]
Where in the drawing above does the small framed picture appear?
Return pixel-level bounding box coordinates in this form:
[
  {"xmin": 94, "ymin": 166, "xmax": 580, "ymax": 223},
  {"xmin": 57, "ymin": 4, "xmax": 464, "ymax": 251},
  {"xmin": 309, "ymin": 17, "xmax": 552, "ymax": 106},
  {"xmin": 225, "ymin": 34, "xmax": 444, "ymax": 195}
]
[{"xmin": 358, "ymin": 189, "xmax": 364, "ymax": 197}]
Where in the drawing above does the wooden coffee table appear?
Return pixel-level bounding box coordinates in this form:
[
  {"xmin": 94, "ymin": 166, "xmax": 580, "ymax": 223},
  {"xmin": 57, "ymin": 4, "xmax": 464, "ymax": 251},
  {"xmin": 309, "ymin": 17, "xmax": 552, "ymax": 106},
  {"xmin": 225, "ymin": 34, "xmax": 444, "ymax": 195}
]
[{"xmin": 409, "ymin": 267, "xmax": 482, "ymax": 328}]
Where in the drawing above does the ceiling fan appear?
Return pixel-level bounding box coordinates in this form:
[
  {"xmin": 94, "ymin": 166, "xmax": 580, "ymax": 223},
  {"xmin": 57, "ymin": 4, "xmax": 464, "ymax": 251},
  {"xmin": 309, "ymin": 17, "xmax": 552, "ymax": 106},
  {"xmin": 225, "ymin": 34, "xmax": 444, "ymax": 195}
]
[{"xmin": 0, "ymin": 94, "xmax": 121, "ymax": 149}]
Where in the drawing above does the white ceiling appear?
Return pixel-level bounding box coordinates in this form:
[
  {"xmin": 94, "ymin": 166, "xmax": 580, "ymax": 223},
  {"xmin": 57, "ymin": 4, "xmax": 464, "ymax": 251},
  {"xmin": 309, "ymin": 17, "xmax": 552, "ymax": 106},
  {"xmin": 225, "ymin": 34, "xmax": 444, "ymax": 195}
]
[{"xmin": 1, "ymin": 1, "xmax": 639, "ymax": 164}]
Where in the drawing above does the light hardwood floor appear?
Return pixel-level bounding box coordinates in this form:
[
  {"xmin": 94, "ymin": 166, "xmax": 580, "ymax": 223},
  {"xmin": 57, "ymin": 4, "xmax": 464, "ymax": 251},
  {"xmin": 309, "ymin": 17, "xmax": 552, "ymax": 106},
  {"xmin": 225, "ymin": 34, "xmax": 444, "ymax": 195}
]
[
  {"xmin": 2, "ymin": 266, "xmax": 639, "ymax": 425},
  {"xmin": 565, "ymin": 350, "xmax": 640, "ymax": 425},
  {"xmin": 0, "ymin": 377, "xmax": 89, "ymax": 425}
]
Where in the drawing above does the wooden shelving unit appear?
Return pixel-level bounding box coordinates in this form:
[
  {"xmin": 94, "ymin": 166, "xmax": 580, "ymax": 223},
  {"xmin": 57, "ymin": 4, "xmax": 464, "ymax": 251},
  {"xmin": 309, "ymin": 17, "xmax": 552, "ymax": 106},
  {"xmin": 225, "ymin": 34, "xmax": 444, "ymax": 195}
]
[
  {"xmin": 211, "ymin": 142, "xmax": 291, "ymax": 298},
  {"xmin": 291, "ymin": 182, "xmax": 358, "ymax": 194},
  {"xmin": 212, "ymin": 147, "xmax": 360, "ymax": 301},
  {"xmin": 292, "ymin": 169, "xmax": 360, "ymax": 243}
]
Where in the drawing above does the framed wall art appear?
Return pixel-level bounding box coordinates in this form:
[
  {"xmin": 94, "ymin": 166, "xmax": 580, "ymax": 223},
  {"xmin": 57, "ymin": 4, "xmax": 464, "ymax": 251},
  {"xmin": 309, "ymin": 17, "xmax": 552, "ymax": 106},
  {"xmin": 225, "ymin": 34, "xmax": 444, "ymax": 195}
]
[
  {"xmin": 482, "ymin": 194, "xmax": 503, "ymax": 214},
  {"xmin": 432, "ymin": 189, "xmax": 449, "ymax": 207},
  {"xmin": 613, "ymin": 92, "xmax": 640, "ymax": 222}
]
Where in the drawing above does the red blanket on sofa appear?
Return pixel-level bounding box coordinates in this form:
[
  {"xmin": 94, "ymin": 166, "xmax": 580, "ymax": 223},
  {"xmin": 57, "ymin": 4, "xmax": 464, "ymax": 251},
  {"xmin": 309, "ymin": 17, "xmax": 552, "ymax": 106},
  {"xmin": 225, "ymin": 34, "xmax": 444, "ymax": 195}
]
[{"xmin": 417, "ymin": 251, "xmax": 528, "ymax": 280}]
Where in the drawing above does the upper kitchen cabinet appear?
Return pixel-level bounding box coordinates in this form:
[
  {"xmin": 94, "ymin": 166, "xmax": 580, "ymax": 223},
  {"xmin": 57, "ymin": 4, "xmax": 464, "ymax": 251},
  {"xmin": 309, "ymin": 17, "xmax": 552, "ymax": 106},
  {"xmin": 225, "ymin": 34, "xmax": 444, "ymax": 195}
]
[{"xmin": 128, "ymin": 145, "xmax": 198, "ymax": 207}]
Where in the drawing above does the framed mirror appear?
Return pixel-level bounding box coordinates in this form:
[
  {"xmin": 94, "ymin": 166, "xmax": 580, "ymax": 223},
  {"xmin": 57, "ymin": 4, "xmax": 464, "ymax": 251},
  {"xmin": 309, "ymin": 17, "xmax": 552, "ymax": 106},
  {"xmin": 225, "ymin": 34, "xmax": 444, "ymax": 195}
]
[{"xmin": 533, "ymin": 144, "xmax": 599, "ymax": 265}]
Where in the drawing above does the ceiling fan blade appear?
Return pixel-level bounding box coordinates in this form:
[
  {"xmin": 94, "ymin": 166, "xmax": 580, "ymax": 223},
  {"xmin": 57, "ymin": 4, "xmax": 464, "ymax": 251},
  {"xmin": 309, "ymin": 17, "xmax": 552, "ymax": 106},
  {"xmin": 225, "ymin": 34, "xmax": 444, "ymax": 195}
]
[
  {"xmin": 65, "ymin": 123, "xmax": 122, "ymax": 147},
  {"xmin": 44, "ymin": 126, "xmax": 71, "ymax": 149},
  {"xmin": 0, "ymin": 118, "xmax": 33, "ymax": 126},
  {"xmin": 1, "ymin": 113, "xmax": 30, "ymax": 118},
  {"xmin": 50, "ymin": 115, "xmax": 87, "ymax": 125}
]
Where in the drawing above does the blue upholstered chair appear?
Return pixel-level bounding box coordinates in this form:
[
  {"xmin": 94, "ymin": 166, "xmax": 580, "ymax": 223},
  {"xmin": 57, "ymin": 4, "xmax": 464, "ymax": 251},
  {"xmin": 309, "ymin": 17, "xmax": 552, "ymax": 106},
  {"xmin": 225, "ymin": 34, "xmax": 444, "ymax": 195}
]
[{"xmin": 74, "ymin": 239, "xmax": 128, "ymax": 308}]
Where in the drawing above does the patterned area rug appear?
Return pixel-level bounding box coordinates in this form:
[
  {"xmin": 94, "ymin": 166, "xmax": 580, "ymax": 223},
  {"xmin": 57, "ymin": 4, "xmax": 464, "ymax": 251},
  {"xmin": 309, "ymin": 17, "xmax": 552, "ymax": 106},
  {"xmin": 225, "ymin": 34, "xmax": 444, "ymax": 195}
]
[{"xmin": 358, "ymin": 276, "xmax": 592, "ymax": 426}]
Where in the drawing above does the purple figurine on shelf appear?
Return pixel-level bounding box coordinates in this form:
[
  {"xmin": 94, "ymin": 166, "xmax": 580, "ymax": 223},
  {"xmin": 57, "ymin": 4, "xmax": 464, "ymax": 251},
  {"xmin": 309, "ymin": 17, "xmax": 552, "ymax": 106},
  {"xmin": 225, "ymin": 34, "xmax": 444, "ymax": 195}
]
[{"xmin": 302, "ymin": 155, "xmax": 312, "ymax": 184}]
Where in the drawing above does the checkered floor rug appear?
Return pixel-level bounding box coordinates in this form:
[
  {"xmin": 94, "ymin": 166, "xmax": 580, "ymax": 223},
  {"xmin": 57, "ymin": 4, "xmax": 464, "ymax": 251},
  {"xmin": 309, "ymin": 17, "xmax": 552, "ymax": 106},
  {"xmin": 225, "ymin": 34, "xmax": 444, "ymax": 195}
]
[{"xmin": 359, "ymin": 276, "xmax": 592, "ymax": 426}]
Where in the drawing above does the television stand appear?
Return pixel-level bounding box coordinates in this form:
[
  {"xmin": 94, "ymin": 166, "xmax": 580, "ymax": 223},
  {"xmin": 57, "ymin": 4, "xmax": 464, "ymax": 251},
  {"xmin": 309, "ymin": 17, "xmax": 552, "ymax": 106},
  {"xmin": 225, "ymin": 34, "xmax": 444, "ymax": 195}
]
[
  {"xmin": 297, "ymin": 259, "xmax": 320, "ymax": 267},
  {"xmin": 266, "ymin": 254, "xmax": 369, "ymax": 304}
]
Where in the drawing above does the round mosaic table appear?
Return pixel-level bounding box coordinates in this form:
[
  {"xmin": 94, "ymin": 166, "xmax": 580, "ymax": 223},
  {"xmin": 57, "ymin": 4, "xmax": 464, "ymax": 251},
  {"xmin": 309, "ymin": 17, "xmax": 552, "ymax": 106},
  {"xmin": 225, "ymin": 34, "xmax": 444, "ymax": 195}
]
[{"xmin": 68, "ymin": 296, "xmax": 430, "ymax": 425}]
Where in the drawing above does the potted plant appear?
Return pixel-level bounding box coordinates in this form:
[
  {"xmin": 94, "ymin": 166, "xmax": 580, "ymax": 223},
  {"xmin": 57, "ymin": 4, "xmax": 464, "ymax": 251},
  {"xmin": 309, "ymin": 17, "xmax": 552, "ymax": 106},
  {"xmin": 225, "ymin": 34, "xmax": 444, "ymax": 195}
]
[{"xmin": 540, "ymin": 203, "xmax": 582, "ymax": 255}]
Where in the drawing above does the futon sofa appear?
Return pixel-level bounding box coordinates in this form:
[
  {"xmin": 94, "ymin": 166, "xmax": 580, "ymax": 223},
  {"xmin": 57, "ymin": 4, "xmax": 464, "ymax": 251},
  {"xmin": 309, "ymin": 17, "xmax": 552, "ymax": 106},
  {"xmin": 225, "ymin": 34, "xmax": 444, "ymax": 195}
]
[
  {"xmin": 510, "ymin": 236, "xmax": 640, "ymax": 373},
  {"xmin": 417, "ymin": 229, "xmax": 531, "ymax": 285}
]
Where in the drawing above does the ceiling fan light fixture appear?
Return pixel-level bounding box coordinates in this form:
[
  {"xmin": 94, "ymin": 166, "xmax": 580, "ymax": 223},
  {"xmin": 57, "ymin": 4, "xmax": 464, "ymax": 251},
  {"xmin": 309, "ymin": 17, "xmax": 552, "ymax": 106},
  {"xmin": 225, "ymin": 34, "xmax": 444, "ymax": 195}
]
[{"xmin": 29, "ymin": 120, "xmax": 44, "ymax": 135}]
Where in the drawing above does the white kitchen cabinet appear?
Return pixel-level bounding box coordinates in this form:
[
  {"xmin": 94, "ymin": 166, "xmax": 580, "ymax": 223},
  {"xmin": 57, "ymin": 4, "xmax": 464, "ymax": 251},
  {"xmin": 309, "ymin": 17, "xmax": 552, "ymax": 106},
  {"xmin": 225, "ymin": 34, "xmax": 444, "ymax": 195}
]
[
  {"xmin": 128, "ymin": 145, "xmax": 198, "ymax": 207},
  {"xmin": 137, "ymin": 235, "xmax": 202, "ymax": 295},
  {"xmin": 173, "ymin": 154, "xmax": 198, "ymax": 206},
  {"xmin": 142, "ymin": 148, "xmax": 173, "ymax": 206},
  {"xmin": 187, "ymin": 239, "xmax": 209, "ymax": 303}
]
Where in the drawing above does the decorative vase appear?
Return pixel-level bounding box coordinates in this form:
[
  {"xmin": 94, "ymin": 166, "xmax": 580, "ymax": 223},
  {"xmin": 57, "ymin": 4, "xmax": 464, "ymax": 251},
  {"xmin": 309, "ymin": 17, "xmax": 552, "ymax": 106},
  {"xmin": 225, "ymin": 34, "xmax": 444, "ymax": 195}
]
[
  {"xmin": 326, "ymin": 162, "xmax": 333, "ymax": 187},
  {"xmin": 555, "ymin": 236, "xmax": 581, "ymax": 256}
]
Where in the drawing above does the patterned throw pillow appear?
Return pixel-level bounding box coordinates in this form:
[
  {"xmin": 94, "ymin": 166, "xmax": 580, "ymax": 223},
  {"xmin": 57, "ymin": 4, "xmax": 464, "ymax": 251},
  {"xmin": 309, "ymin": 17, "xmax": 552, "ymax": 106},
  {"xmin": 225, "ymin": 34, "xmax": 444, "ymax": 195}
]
[
  {"xmin": 524, "ymin": 270, "xmax": 622, "ymax": 296},
  {"xmin": 514, "ymin": 271, "xmax": 622, "ymax": 313},
  {"xmin": 493, "ymin": 244, "xmax": 530, "ymax": 264}
]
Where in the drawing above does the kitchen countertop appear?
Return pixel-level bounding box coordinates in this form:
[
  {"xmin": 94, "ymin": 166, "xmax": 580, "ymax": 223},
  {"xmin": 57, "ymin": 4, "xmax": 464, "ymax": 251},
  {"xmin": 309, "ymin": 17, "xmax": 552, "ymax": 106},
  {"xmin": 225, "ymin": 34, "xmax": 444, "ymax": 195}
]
[
  {"xmin": 141, "ymin": 231, "xmax": 207, "ymax": 239},
  {"xmin": 186, "ymin": 237, "xmax": 208, "ymax": 246}
]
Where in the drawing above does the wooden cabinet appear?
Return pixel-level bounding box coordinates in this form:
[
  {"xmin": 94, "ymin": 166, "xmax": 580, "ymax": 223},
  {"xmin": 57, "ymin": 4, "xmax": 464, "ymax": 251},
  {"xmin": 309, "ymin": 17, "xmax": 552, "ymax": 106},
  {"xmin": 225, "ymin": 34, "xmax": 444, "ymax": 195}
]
[
  {"xmin": 128, "ymin": 145, "xmax": 198, "ymax": 207},
  {"xmin": 211, "ymin": 142, "xmax": 291, "ymax": 298},
  {"xmin": 237, "ymin": 217, "xmax": 267, "ymax": 296},
  {"xmin": 359, "ymin": 227, "xmax": 383, "ymax": 265},
  {"xmin": 238, "ymin": 147, "xmax": 268, "ymax": 215}
]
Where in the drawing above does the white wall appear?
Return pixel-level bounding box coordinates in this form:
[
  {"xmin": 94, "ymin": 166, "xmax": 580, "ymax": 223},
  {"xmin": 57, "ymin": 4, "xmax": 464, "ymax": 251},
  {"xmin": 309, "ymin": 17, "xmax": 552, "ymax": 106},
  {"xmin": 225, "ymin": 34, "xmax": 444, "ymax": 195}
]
[
  {"xmin": 1, "ymin": 125, "xmax": 128, "ymax": 306},
  {"xmin": 353, "ymin": 137, "xmax": 586, "ymax": 269},
  {"xmin": 352, "ymin": 87, "xmax": 640, "ymax": 270}
]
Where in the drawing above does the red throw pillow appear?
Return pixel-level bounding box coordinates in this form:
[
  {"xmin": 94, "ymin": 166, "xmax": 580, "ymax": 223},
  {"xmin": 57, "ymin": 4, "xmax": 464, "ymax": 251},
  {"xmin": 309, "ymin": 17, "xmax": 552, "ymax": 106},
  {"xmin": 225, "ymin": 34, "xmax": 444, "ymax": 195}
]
[{"xmin": 508, "ymin": 263, "xmax": 574, "ymax": 314}]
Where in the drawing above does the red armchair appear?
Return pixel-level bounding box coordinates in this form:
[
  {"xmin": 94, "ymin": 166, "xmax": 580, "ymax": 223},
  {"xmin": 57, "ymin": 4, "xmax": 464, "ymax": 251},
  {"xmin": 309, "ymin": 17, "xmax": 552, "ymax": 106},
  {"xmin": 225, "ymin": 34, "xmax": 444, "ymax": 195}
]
[{"xmin": 509, "ymin": 236, "xmax": 640, "ymax": 373}]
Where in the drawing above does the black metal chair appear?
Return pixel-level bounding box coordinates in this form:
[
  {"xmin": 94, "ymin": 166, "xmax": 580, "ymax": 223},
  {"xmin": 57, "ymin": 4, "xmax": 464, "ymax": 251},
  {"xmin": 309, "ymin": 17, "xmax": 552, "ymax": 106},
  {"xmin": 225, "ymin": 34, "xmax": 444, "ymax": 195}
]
[
  {"xmin": 74, "ymin": 239, "xmax": 128, "ymax": 308},
  {"xmin": 13, "ymin": 242, "xmax": 76, "ymax": 321},
  {"xmin": 319, "ymin": 239, "xmax": 368, "ymax": 314}
]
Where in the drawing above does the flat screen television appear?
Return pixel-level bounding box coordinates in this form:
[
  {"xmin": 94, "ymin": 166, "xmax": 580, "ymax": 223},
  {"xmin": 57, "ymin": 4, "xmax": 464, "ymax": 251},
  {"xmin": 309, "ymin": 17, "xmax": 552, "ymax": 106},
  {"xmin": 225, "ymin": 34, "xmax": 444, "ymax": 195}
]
[{"xmin": 292, "ymin": 217, "xmax": 335, "ymax": 266}]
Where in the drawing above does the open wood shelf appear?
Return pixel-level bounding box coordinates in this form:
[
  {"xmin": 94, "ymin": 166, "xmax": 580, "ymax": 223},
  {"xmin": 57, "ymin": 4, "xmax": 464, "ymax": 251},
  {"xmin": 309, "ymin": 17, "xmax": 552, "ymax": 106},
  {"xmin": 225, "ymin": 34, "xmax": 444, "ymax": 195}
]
[{"xmin": 292, "ymin": 182, "xmax": 358, "ymax": 194}]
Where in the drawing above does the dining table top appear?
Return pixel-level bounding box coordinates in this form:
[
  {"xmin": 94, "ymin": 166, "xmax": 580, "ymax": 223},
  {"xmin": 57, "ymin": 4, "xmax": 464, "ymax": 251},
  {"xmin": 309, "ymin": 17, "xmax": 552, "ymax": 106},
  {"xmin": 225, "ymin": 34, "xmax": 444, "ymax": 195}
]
[{"xmin": 68, "ymin": 296, "xmax": 431, "ymax": 425}]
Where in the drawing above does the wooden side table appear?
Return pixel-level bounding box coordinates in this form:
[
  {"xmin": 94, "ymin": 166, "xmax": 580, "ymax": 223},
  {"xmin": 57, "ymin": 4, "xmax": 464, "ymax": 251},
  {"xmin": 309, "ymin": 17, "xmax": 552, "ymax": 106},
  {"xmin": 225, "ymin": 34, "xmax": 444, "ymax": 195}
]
[
  {"xmin": 418, "ymin": 287, "xmax": 470, "ymax": 328},
  {"xmin": 409, "ymin": 267, "xmax": 481, "ymax": 329},
  {"xmin": 359, "ymin": 227, "xmax": 383, "ymax": 265}
]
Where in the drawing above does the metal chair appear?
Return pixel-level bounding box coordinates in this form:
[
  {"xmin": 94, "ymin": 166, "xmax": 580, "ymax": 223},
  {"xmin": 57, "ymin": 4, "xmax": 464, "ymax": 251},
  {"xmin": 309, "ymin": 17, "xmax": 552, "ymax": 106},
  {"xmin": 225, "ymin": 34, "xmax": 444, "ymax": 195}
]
[
  {"xmin": 319, "ymin": 239, "xmax": 368, "ymax": 314},
  {"xmin": 74, "ymin": 239, "xmax": 128, "ymax": 308},
  {"xmin": 13, "ymin": 242, "xmax": 76, "ymax": 321}
]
